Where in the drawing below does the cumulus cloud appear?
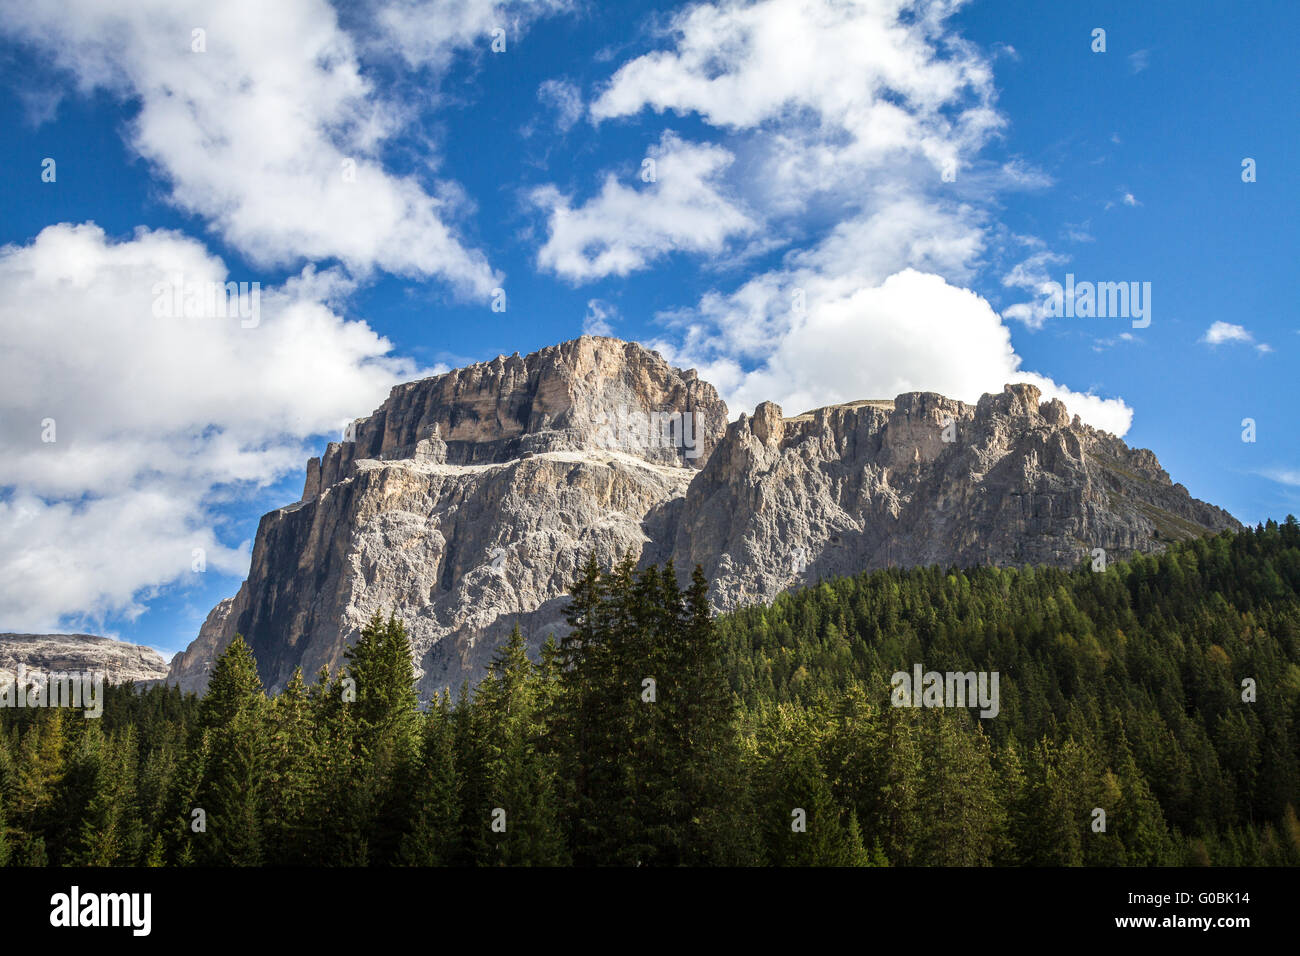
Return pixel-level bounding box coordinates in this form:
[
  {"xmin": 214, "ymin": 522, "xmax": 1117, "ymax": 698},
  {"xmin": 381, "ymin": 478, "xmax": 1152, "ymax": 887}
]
[
  {"xmin": 591, "ymin": 0, "xmax": 1003, "ymax": 199},
  {"xmin": 1196, "ymin": 323, "xmax": 1268, "ymax": 348},
  {"xmin": 1202, "ymin": 321, "xmax": 1271, "ymax": 352},
  {"xmin": 657, "ymin": 269, "xmax": 1133, "ymax": 437},
  {"xmin": 591, "ymin": 0, "xmax": 1126, "ymax": 434},
  {"xmin": 374, "ymin": 0, "xmax": 569, "ymax": 71},
  {"xmin": 1202, "ymin": 321, "xmax": 1253, "ymax": 345},
  {"xmin": 0, "ymin": 0, "xmax": 502, "ymax": 296},
  {"xmin": 0, "ymin": 223, "xmax": 422, "ymax": 631},
  {"xmin": 532, "ymin": 132, "xmax": 755, "ymax": 281}
]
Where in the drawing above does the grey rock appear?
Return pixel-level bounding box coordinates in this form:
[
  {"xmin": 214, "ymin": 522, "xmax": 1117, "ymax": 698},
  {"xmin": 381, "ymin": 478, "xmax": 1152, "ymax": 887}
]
[
  {"xmin": 167, "ymin": 336, "xmax": 723, "ymax": 700},
  {"xmin": 0, "ymin": 633, "xmax": 170, "ymax": 685},
  {"xmin": 167, "ymin": 340, "xmax": 1239, "ymax": 700},
  {"xmin": 657, "ymin": 384, "xmax": 1238, "ymax": 611}
]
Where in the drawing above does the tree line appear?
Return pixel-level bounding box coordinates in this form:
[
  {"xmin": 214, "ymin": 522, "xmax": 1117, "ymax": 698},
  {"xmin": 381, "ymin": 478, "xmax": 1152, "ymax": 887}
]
[{"xmin": 1, "ymin": 520, "xmax": 1298, "ymax": 865}]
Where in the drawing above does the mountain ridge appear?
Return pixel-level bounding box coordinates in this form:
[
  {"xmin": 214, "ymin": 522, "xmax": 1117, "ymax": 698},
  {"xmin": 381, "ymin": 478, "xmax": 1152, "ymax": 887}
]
[
  {"xmin": 165, "ymin": 336, "xmax": 1238, "ymax": 699},
  {"xmin": 0, "ymin": 633, "xmax": 170, "ymax": 685}
]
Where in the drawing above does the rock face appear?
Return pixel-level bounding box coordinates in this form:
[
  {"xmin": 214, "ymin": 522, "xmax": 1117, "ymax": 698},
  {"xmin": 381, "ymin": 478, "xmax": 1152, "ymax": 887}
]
[
  {"xmin": 0, "ymin": 634, "xmax": 170, "ymax": 684},
  {"xmin": 167, "ymin": 337, "xmax": 1238, "ymax": 700},
  {"xmin": 167, "ymin": 337, "xmax": 726, "ymax": 699},
  {"xmin": 648, "ymin": 385, "xmax": 1238, "ymax": 611}
]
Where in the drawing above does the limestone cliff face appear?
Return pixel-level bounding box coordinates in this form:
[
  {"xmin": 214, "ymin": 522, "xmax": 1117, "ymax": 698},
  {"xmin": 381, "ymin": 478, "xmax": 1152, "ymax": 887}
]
[
  {"xmin": 652, "ymin": 384, "xmax": 1239, "ymax": 611},
  {"xmin": 167, "ymin": 340, "xmax": 1238, "ymax": 699},
  {"xmin": 0, "ymin": 634, "xmax": 169, "ymax": 684},
  {"xmin": 166, "ymin": 337, "xmax": 726, "ymax": 699}
]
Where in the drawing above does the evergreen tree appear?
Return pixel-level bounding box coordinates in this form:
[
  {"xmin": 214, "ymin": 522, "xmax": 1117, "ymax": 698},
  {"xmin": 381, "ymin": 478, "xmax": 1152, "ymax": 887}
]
[
  {"xmin": 399, "ymin": 691, "xmax": 462, "ymax": 866},
  {"xmin": 264, "ymin": 669, "xmax": 315, "ymax": 864},
  {"xmin": 190, "ymin": 636, "xmax": 268, "ymax": 866},
  {"xmin": 467, "ymin": 627, "xmax": 567, "ymax": 865},
  {"xmin": 343, "ymin": 613, "xmax": 422, "ymax": 864}
]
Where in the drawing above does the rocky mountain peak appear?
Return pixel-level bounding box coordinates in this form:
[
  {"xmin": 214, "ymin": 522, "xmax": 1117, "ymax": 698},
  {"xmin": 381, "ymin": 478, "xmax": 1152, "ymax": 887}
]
[
  {"xmin": 302, "ymin": 336, "xmax": 728, "ymax": 502},
  {"xmin": 167, "ymin": 340, "xmax": 1239, "ymax": 700}
]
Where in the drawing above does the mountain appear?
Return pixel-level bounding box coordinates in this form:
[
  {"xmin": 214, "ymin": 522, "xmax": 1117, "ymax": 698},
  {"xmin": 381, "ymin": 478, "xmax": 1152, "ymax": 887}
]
[
  {"xmin": 0, "ymin": 633, "xmax": 170, "ymax": 685},
  {"xmin": 165, "ymin": 336, "xmax": 1238, "ymax": 699}
]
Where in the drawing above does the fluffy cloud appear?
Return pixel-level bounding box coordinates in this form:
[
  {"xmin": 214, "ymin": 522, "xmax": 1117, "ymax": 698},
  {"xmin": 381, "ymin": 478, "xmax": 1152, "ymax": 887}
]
[
  {"xmin": 1202, "ymin": 321, "xmax": 1252, "ymax": 345},
  {"xmin": 374, "ymin": 0, "xmax": 569, "ymax": 71},
  {"xmin": 1202, "ymin": 321, "xmax": 1272, "ymax": 353},
  {"xmin": 0, "ymin": 0, "xmax": 502, "ymax": 295},
  {"xmin": 532, "ymin": 132, "xmax": 755, "ymax": 281},
  {"xmin": 1001, "ymin": 250, "xmax": 1069, "ymax": 329},
  {"xmin": 0, "ymin": 223, "xmax": 422, "ymax": 631},
  {"xmin": 590, "ymin": 0, "xmax": 1127, "ymax": 433},
  {"xmin": 591, "ymin": 0, "xmax": 1002, "ymax": 200},
  {"xmin": 658, "ymin": 268, "xmax": 1133, "ymax": 437}
]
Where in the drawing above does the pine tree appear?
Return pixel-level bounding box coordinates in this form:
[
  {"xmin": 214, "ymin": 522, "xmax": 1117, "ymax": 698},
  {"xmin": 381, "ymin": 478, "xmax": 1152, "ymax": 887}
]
[
  {"xmin": 264, "ymin": 669, "xmax": 315, "ymax": 864},
  {"xmin": 468, "ymin": 627, "xmax": 567, "ymax": 866},
  {"xmin": 660, "ymin": 564, "xmax": 757, "ymax": 864},
  {"xmin": 190, "ymin": 636, "xmax": 268, "ymax": 865},
  {"xmin": 554, "ymin": 554, "xmax": 612, "ymax": 863},
  {"xmin": 913, "ymin": 712, "xmax": 1003, "ymax": 866},
  {"xmin": 343, "ymin": 613, "xmax": 422, "ymax": 864},
  {"xmin": 399, "ymin": 691, "xmax": 462, "ymax": 866},
  {"xmin": 307, "ymin": 664, "xmax": 367, "ymax": 865}
]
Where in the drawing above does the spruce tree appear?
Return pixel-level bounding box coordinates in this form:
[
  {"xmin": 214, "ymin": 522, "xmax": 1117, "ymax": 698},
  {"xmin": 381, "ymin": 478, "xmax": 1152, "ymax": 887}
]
[
  {"xmin": 399, "ymin": 691, "xmax": 462, "ymax": 866},
  {"xmin": 343, "ymin": 613, "xmax": 422, "ymax": 864},
  {"xmin": 190, "ymin": 635, "xmax": 268, "ymax": 866},
  {"xmin": 468, "ymin": 627, "xmax": 568, "ymax": 866}
]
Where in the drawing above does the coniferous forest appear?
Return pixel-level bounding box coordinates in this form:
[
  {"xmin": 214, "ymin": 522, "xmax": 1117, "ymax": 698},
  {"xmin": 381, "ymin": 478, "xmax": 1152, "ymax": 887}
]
[{"xmin": 2, "ymin": 520, "xmax": 1298, "ymax": 867}]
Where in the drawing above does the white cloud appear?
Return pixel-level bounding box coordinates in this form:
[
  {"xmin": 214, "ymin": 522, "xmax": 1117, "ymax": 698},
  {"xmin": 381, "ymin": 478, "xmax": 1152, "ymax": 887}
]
[
  {"xmin": 1202, "ymin": 321, "xmax": 1256, "ymax": 346},
  {"xmin": 587, "ymin": 0, "xmax": 1131, "ymax": 437},
  {"xmin": 532, "ymin": 132, "xmax": 755, "ymax": 281},
  {"xmin": 0, "ymin": 0, "xmax": 503, "ymax": 296},
  {"xmin": 1128, "ymin": 49, "xmax": 1150, "ymax": 74},
  {"xmin": 1000, "ymin": 250, "xmax": 1069, "ymax": 329},
  {"xmin": 374, "ymin": 0, "xmax": 569, "ymax": 71},
  {"xmin": 0, "ymin": 223, "xmax": 421, "ymax": 631},
  {"xmin": 591, "ymin": 0, "xmax": 1003, "ymax": 199},
  {"xmin": 1261, "ymin": 468, "xmax": 1300, "ymax": 487},
  {"xmin": 538, "ymin": 78, "xmax": 584, "ymax": 132},
  {"xmin": 583, "ymin": 299, "xmax": 617, "ymax": 336},
  {"xmin": 1107, "ymin": 189, "xmax": 1141, "ymax": 210},
  {"xmin": 655, "ymin": 194, "xmax": 987, "ymax": 365},
  {"xmin": 658, "ymin": 268, "xmax": 1133, "ymax": 437},
  {"xmin": 1062, "ymin": 221, "xmax": 1094, "ymax": 243}
]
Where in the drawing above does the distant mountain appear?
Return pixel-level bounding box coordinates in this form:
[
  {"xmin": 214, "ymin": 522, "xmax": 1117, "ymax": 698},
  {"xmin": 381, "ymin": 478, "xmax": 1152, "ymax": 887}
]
[
  {"xmin": 166, "ymin": 336, "xmax": 1238, "ymax": 699},
  {"xmin": 0, "ymin": 633, "xmax": 169, "ymax": 684}
]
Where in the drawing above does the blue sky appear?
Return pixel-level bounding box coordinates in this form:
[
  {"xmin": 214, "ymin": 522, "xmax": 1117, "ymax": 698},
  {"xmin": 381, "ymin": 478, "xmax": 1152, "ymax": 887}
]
[{"xmin": 0, "ymin": 0, "xmax": 1295, "ymax": 658}]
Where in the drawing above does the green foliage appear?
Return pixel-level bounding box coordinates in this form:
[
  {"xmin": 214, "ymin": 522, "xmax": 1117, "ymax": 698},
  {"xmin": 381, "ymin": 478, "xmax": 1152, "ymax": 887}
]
[{"xmin": 2, "ymin": 521, "xmax": 1298, "ymax": 866}]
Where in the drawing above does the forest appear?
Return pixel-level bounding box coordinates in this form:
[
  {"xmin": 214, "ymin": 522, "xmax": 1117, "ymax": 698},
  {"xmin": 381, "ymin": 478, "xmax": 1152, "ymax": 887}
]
[{"xmin": 1, "ymin": 519, "xmax": 1298, "ymax": 867}]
